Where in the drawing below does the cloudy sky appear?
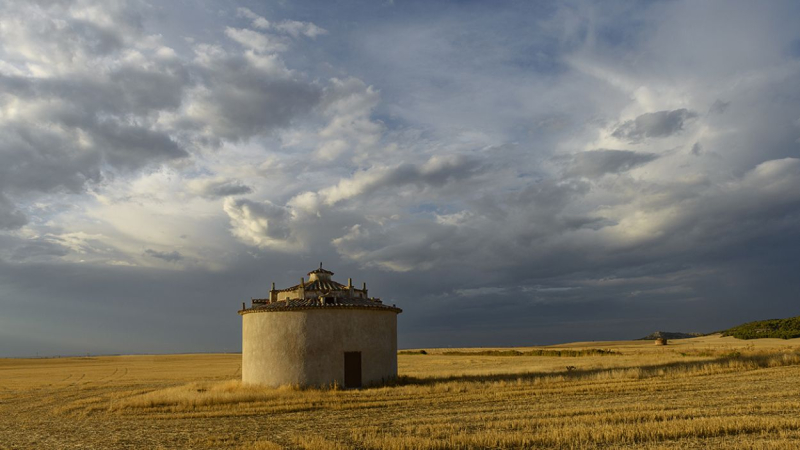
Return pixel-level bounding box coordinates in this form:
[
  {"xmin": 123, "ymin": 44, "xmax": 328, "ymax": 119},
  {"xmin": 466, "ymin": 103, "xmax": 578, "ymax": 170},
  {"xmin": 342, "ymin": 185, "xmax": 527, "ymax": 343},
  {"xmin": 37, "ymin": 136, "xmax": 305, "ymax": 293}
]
[{"xmin": 1, "ymin": 0, "xmax": 799, "ymax": 356}]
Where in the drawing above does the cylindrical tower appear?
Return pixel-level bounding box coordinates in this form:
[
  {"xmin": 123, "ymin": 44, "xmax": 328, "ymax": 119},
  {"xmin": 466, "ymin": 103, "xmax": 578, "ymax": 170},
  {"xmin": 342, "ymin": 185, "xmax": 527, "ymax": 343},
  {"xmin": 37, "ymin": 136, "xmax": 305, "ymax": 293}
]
[{"xmin": 239, "ymin": 265, "xmax": 402, "ymax": 388}]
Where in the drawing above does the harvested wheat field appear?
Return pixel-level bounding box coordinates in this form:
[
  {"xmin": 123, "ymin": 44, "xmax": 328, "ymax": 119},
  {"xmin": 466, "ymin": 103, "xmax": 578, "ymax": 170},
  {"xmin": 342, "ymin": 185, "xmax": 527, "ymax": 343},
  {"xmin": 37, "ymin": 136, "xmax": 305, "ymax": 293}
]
[{"xmin": 2, "ymin": 335, "xmax": 800, "ymax": 449}]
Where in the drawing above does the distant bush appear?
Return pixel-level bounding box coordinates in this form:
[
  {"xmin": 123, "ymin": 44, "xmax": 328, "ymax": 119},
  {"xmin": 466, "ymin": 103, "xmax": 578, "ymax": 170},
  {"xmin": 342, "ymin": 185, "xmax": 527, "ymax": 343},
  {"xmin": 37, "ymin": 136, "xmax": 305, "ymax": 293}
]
[
  {"xmin": 441, "ymin": 349, "xmax": 617, "ymax": 357},
  {"xmin": 721, "ymin": 316, "xmax": 800, "ymax": 340},
  {"xmin": 398, "ymin": 350, "xmax": 428, "ymax": 355}
]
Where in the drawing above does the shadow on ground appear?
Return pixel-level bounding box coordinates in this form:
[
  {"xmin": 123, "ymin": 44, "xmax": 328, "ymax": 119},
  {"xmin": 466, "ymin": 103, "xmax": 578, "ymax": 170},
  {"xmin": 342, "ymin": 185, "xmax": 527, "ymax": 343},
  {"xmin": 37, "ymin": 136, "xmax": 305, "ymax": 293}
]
[{"xmin": 388, "ymin": 351, "xmax": 797, "ymax": 388}]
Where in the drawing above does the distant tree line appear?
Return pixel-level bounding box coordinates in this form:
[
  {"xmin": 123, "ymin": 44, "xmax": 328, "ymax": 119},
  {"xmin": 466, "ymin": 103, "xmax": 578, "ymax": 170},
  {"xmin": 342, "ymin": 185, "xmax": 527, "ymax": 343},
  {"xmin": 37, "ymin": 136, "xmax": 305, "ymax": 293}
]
[{"xmin": 722, "ymin": 316, "xmax": 800, "ymax": 340}]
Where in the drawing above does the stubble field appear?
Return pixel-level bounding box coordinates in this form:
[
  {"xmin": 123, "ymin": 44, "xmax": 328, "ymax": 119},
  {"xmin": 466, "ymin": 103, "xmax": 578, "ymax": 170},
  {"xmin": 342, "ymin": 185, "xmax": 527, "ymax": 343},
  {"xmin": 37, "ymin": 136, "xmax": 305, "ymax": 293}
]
[{"xmin": 2, "ymin": 335, "xmax": 800, "ymax": 449}]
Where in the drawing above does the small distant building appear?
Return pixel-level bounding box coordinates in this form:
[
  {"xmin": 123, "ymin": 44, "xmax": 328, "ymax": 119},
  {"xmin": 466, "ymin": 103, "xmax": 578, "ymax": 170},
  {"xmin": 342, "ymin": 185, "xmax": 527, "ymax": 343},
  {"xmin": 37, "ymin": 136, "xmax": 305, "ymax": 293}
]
[
  {"xmin": 238, "ymin": 264, "xmax": 402, "ymax": 388},
  {"xmin": 655, "ymin": 338, "xmax": 668, "ymax": 346}
]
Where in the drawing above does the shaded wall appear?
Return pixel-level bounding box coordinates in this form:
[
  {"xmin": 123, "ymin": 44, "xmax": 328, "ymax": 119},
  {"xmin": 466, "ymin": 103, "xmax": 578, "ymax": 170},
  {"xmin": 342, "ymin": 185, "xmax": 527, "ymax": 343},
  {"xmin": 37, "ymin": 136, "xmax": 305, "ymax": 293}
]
[{"xmin": 242, "ymin": 309, "xmax": 398, "ymax": 387}]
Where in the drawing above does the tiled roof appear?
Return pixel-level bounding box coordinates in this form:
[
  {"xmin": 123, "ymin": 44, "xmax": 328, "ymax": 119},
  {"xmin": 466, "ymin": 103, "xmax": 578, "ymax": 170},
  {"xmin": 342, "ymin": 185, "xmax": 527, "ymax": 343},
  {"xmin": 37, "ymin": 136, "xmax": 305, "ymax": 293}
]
[
  {"xmin": 278, "ymin": 279, "xmax": 347, "ymax": 293},
  {"xmin": 240, "ymin": 296, "xmax": 402, "ymax": 314}
]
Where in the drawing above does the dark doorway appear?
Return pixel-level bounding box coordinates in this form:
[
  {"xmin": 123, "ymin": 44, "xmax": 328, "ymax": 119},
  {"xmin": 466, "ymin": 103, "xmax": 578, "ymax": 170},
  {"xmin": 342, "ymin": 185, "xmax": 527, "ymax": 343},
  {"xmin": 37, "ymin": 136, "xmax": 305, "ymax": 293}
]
[{"xmin": 344, "ymin": 351, "xmax": 362, "ymax": 388}]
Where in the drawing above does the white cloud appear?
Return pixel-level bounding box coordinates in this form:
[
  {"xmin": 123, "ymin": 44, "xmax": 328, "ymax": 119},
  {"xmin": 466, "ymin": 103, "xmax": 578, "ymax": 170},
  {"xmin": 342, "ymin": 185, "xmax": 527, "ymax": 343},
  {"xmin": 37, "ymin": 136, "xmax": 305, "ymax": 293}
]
[
  {"xmin": 315, "ymin": 77, "xmax": 383, "ymax": 162},
  {"xmin": 0, "ymin": 1, "xmax": 143, "ymax": 76},
  {"xmin": 223, "ymin": 198, "xmax": 299, "ymax": 251},
  {"xmin": 224, "ymin": 27, "xmax": 288, "ymax": 53},
  {"xmin": 273, "ymin": 20, "xmax": 327, "ymax": 39},
  {"xmin": 234, "ymin": 8, "xmax": 325, "ymax": 38},
  {"xmin": 236, "ymin": 7, "xmax": 270, "ymax": 29}
]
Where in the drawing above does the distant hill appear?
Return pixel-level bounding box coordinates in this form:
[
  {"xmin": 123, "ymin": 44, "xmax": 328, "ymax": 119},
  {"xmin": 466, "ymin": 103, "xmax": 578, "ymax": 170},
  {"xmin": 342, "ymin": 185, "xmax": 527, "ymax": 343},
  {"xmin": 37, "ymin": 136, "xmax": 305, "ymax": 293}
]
[
  {"xmin": 637, "ymin": 331, "xmax": 703, "ymax": 341},
  {"xmin": 721, "ymin": 316, "xmax": 800, "ymax": 340}
]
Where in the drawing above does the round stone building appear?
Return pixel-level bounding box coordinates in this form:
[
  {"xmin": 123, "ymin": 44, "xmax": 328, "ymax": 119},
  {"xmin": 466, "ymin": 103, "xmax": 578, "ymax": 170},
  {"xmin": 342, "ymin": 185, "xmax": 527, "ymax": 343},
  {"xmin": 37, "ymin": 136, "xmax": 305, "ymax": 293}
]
[{"xmin": 239, "ymin": 265, "xmax": 402, "ymax": 388}]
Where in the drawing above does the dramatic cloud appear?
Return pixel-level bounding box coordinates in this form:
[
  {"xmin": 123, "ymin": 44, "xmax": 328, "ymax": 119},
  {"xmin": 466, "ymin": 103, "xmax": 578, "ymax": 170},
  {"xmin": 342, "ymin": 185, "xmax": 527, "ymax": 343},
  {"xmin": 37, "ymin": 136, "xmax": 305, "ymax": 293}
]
[
  {"xmin": 315, "ymin": 77, "xmax": 383, "ymax": 161},
  {"xmin": 9, "ymin": 238, "xmax": 70, "ymax": 262},
  {"xmin": 0, "ymin": 195, "xmax": 26, "ymax": 230},
  {"xmin": 184, "ymin": 44, "xmax": 321, "ymax": 141},
  {"xmin": 188, "ymin": 178, "xmax": 254, "ymax": 199},
  {"xmin": 565, "ymin": 150, "xmax": 659, "ymax": 178},
  {"xmin": 236, "ymin": 8, "xmax": 327, "ymax": 38},
  {"xmin": 144, "ymin": 249, "xmax": 183, "ymax": 262},
  {"xmin": 612, "ymin": 109, "xmax": 698, "ymax": 142},
  {"xmin": 225, "ymin": 28, "xmax": 288, "ymax": 53},
  {"xmin": 223, "ymin": 198, "xmax": 297, "ymax": 251},
  {"xmin": 273, "ymin": 20, "xmax": 327, "ymax": 39},
  {"xmin": 0, "ymin": 1, "xmax": 144, "ymax": 76},
  {"xmin": 320, "ymin": 155, "xmax": 485, "ymax": 205},
  {"xmin": 2, "ymin": 0, "xmax": 800, "ymax": 356}
]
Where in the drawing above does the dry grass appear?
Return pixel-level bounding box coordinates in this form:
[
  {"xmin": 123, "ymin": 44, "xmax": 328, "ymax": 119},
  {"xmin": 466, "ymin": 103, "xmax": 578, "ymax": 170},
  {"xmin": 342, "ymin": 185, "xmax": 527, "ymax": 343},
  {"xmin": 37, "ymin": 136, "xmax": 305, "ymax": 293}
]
[{"xmin": 2, "ymin": 335, "xmax": 800, "ymax": 449}]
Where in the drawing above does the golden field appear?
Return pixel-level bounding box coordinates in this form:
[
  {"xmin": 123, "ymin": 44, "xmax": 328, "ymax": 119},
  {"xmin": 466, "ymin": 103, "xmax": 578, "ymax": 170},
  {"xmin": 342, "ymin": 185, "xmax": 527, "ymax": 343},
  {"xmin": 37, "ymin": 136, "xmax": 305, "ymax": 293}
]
[{"xmin": 2, "ymin": 335, "xmax": 800, "ymax": 449}]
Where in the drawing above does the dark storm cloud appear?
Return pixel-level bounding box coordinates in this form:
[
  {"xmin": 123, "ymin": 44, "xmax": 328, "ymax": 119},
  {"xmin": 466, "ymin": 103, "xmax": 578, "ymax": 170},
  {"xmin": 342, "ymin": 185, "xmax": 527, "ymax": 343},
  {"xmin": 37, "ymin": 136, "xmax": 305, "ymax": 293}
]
[
  {"xmin": 0, "ymin": 66, "xmax": 189, "ymax": 170},
  {"xmin": 709, "ymin": 100, "xmax": 730, "ymax": 115},
  {"xmin": 332, "ymin": 220, "xmax": 472, "ymax": 271},
  {"xmin": 643, "ymin": 158, "xmax": 800, "ymax": 254},
  {"xmin": 190, "ymin": 78, "xmax": 320, "ymax": 140},
  {"xmin": 186, "ymin": 48, "xmax": 322, "ymax": 141},
  {"xmin": 108, "ymin": 65, "xmax": 190, "ymax": 113},
  {"xmin": 0, "ymin": 256, "xmax": 269, "ymax": 356},
  {"xmin": 0, "ymin": 58, "xmax": 189, "ymax": 213},
  {"xmin": 524, "ymin": 159, "xmax": 800, "ymax": 282},
  {"xmin": 0, "ymin": 124, "xmax": 102, "ymax": 194},
  {"xmin": 144, "ymin": 249, "xmax": 183, "ymax": 262},
  {"xmin": 322, "ymin": 155, "xmax": 487, "ymax": 204},
  {"xmin": 564, "ymin": 149, "xmax": 659, "ymax": 178},
  {"xmin": 24, "ymin": 64, "xmax": 190, "ymax": 117},
  {"xmin": 612, "ymin": 109, "xmax": 697, "ymax": 142},
  {"xmin": 10, "ymin": 239, "xmax": 70, "ymax": 261},
  {"xmin": 387, "ymin": 156, "xmax": 485, "ymax": 188},
  {"xmin": 511, "ymin": 178, "xmax": 590, "ymax": 210},
  {"xmin": 0, "ymin": 195, "xmax": 27, "ymax": 230},
  {"xmin": 0, "ymin": 3, "xmax": 321, "ymax": 147},
  {"xmin": 0, "ymin": 3, "xmax": 324, "ymax": 226},
  {"xmin": 332, "ymin": 177, "xmax": 595, "ymax": 271},
  {"xmin": 0, "ymin": 117, "xmax": 182, "ymax": 197},
  {"xmin": 220, "ymin": 156, "xmax": 490, "ymax": 264},
  {"xmin": 90, "ymin": 121, "xmax": 187, "ymax": 168},
  {"xmin": 336, "ymin": 154, "xmax": 800, "ymax": 308},
  {"xmin": 195, "ymin": 179, "xmax": 254, "ymax": 198}
]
